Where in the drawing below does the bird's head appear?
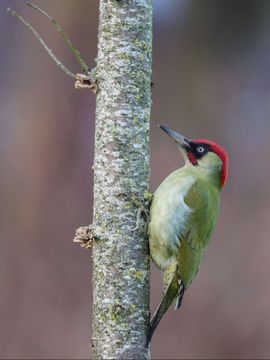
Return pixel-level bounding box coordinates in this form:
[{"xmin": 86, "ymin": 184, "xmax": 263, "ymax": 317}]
[{"xmin": 159, "ymin": 125, "xmax": 229, "ymax": 187}]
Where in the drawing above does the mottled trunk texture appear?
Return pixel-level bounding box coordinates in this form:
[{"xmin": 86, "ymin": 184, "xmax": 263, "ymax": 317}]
[{"xmin": 91, "ymin": 0, "xmax": 152, "ymax": 359}]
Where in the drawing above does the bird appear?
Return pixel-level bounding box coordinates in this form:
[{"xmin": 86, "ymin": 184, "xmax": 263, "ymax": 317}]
[{"xmin": 147, "ymin": 124, "xmax": 228, "ymax": 344}]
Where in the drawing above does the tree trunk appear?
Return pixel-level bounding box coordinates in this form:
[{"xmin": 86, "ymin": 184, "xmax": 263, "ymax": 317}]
[{"xmin": 91, "ymin": 0, "xmax": 152, "ymax": 359}]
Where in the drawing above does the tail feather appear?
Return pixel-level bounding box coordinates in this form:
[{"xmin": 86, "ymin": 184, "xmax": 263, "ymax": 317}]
[
  {"xmin": 147, "ymin": 274, "xmax": 182, "ymax": 346},
  {"xmin": 174, "ymin": 280, "xmax": 185, "ymax": 310}
]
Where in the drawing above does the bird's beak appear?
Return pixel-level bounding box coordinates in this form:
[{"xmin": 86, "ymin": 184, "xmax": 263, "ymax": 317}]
[{"xmin": 158, "ymin": 125, "xmax": 191, "ymax": 149}]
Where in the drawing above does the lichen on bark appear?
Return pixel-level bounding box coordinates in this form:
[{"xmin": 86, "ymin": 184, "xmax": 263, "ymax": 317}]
[{"xmin": 91, "ymin": 0, "xmax": 152, "ymax": 359}]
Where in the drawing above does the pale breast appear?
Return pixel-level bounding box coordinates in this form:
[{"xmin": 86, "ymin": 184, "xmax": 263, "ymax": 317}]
[{"xmin": 149, "ymin": 172, "xmax": 195, "ymax": 270}]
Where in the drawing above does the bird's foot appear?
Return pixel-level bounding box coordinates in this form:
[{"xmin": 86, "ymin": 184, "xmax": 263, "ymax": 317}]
[{"xmin": 117, "ymin": 191, "xmax": 153, "ymax": 231}]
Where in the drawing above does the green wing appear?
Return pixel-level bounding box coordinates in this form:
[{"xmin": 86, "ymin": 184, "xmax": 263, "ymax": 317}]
[
  {"xmin": 178, "ymin": 179, "xmax": 220, "ymax": 288},
  {"xmin": 184, "ymin": 179, "xmax": 220, "ymax": 250}
]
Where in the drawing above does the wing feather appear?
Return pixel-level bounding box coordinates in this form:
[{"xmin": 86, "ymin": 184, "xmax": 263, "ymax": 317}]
[
  {"xmin": 177, "ymin": 179, "xmax": 220, "ymax": 288},
  {"xmin": 183, "ymin": 179, "xmax": 219, "ymax": 251}
]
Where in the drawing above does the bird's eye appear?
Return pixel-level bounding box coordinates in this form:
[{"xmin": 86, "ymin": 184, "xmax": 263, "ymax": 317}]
[{"xmin": 197, "ymin": 146, "xmax": 205, "ymax": 153}]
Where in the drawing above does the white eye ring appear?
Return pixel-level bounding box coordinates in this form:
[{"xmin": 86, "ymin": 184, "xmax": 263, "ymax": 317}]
[{"xmin": 197, "ymin": 146, "xmax": 204, "ymax": 153}]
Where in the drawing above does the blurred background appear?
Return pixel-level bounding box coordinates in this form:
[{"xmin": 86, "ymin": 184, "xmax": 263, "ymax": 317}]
[{"xmin": 1, "ymin": 0, "xmax": 270, "ymax": 358}]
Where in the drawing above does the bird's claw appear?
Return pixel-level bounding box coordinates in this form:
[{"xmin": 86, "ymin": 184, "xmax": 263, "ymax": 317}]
[{"xmin": 117, "ymin": 191, "xmax": 153, "ymax": 232}]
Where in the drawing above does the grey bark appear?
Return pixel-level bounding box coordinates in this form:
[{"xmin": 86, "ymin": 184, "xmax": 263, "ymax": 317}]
[{"xmin": 91, "ymin": 0, "xmax": 152, "ymax": 359}]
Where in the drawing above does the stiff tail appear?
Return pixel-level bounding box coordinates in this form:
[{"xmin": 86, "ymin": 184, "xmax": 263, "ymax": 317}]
[
  {"xmin": 174, "ymin": 279, "xmax": 185, "ymax": 310},
  {"xmin": 147, "ymin": 275, "xmax": 185, "ymax": 346}
]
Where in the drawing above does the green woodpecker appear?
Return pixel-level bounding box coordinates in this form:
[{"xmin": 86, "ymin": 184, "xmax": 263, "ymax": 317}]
[{"xmin": 148, "ymin": 125, "xmax": 228, "ymax": 343}]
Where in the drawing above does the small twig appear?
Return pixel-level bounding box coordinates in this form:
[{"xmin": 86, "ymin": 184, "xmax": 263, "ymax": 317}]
[
  {"xmin": 73, "ymin": 225, "xmax": 102, "ymax": 249},
  {"xmin": 75, "ymin": 72, "xmax": 98, "ymax": 93},
  {"xmin": 73, "ymin": 226, "xmax": 93, "ymax": 249},
  {"xmin": 26, "ymin": 2, "xmax": 89, "ymax": 74},
  {"xmin": 7, "ymin": 7, "xmax": 76, "ymax": 79}
]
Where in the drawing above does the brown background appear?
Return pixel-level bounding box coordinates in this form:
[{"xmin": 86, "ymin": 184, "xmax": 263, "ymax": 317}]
[{"xmin": 1, "ymin": 0, "xmax": 270, "ymax": 358}]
